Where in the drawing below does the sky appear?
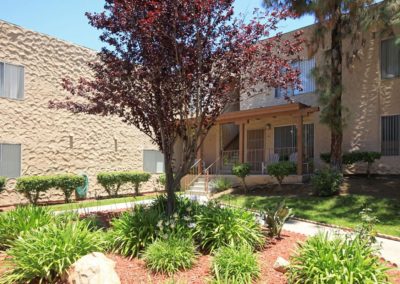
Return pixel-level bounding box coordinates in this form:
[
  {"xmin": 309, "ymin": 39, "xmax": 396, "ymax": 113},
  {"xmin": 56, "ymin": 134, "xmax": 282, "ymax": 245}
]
[{"xmin": 0, "ymin": 0, "xmax": 315, "ymax": 51}]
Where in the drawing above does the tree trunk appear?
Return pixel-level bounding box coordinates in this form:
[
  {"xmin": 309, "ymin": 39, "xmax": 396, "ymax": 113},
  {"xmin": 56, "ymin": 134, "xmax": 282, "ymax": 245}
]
[
  {"xmin": 330, "ymin": 6, "xmax": 343, "ymax": 172},
  {"xmin": 163, "ymin": 145, "xmax": 176, "ymax": 216}
]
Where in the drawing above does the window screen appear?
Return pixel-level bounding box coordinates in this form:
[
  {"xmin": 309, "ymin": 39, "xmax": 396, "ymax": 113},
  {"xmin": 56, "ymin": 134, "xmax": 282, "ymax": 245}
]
[
  {"xmin": 274, "ymin": 124, "xmax": 314, "ymax": 160},
  {"xmin": 143, "ymin": 150, "xmax": 164, "ymax": 173},
  {"xmin": 381, "ymin": 37, "xmax": 400, "ymax": 79},
  {"xmin": 275, "ymin": 58, "xmax": 316, "ymax": 97},
  {"xmin": 381, "ymin": 115, "xmax": 400, "ymax": 156},
  {"xmin": 0, "ymin": 62, "xmax": 24, "ymax": 99},
  {"xmin": 0, "ymin": 144, "xmax": 22, "ymax": 178}
]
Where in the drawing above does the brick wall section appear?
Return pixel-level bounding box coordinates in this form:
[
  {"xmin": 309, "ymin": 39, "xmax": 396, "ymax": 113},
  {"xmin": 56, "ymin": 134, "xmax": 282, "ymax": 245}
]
[{"xmin": 0, "ymin": 21, "xmax": 160, "ymax": 207}]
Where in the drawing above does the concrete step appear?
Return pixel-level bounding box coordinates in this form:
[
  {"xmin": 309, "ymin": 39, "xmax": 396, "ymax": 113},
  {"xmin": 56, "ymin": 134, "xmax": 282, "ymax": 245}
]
[
  {"xmin": 189, "ymin": 185, "xmax": 206, "ymax": 191},
  {"xmin": 186, "ymin": 190, "xmax": 208, "ymax": 196}
]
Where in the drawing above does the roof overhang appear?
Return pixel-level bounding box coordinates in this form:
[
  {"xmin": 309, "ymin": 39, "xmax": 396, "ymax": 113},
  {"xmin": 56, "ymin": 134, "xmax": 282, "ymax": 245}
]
[{"xmin": 216, "ymin": 102, "xmax": 319, "ymax": 124}]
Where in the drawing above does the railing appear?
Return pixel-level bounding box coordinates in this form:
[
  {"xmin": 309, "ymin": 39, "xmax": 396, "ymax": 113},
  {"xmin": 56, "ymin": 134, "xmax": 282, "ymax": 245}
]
[
  {"xmin": 246, "ymin": 148, "xmax": 264, "ymax": 174},
  {"xmin": 221, "ymin": 150, "xmax": 239, "ymax": 172},
  {"xmin": 260, "ymin": 147, "xmax": 313, "ymax": 174},
  {"xmin": 182, "ymin": 159, "xmax": 203, "ymax": 191},
  {"xmin": 204, "ymin": 156, "xmax": 222, "ymax": 194}
]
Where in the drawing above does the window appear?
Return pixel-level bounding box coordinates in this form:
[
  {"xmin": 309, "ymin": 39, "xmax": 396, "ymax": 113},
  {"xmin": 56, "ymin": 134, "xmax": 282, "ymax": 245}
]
[
  {"xmin": 143, "ymin": 149, "xmax": 164, "ymax": 173},
  {"xmin": 381, "ymin": 115, "xmax": 400, "ymax": 156},
  {"xmin": 275, "ymin": 58, "xmax": 316, "ymax": 98},
  {"xmin": 273, "ymin": 124, "xmax": 314, "ymax": 160},
  {"xmin": 381, "ymin": 37, "xmax": 400, "ymax": 79},
  {"xmin": 0, "ymin": 144, "xmax": 22, "ymax": 178},
  {"xmin": 0, "ymin": 62, "xmax": 24, "ymax": 99}
]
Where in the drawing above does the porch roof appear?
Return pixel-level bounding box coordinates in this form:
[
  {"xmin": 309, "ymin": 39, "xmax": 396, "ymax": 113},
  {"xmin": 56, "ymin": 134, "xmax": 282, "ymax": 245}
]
[{"xmin": 216, "ymin": 102, "xmax": 319, "ymax": 124}]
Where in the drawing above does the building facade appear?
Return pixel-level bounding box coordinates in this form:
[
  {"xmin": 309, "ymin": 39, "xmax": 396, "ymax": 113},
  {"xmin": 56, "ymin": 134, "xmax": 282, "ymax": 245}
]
[
  {"xmin": 0, "ymin": 20, "xmax": 164, "ymax": 207},
  {"xmin": 194, "ymin": 24, "xmax": 400, "ymax": 183}
]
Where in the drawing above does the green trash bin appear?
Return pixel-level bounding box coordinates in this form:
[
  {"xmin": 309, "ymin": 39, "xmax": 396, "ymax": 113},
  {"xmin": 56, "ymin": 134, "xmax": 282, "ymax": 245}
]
[{"xmin": 76, "ymin": 174, "xmax": 89, "ymax": 200}]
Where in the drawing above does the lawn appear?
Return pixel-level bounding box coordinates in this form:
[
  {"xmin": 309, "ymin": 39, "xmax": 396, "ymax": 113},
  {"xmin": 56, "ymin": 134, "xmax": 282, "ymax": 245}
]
[
  {"xmin": 47, "ymin": 193, "xmax": 160, "ymax": 211},
  {"xmin": 217, "ymin": 193, "xmax": 400, "ymax": 237}
]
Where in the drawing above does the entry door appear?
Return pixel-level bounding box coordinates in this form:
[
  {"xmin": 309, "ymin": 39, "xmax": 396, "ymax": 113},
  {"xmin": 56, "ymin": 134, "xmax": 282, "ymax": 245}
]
[{"xmin": 247, "ymin": 129, "xmax": 265, "ymax": 173}]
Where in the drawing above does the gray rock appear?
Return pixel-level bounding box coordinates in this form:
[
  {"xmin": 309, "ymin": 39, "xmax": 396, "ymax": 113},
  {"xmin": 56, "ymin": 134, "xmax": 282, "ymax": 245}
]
[
  {"xmin": 273, "ymin": 256, "xmax": 290, "ymax": 273},
  {"xmin": 67, "ymin": 252, "xmax": 121, "ymax": 284}
]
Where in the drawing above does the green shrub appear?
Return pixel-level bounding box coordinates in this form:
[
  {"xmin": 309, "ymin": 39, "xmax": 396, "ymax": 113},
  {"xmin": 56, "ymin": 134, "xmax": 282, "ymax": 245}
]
[
  {"xmin": 311, "ymin": 168, "xmax": 343, "ymax": 196},
  {"xmin": 157, "ymin": 173, "xmax": 166, "ymax": 187},
  {"xmin": 53, "ymin": 174, "xmax": 85, "ymax": 203},
  {"xmin": 210, "ymin": 178, "xmax": 232, "ymax": 192},
  {"xmin": 267, "ymin": 161, "xmax": 296, "ymax": 186},
  {"xmin": 150, "ymin": 194, "xmax": 202, "ymax": 218},
  {"xmin": 212, "ymin": 245, "xmax": 260, "ymax": 284},
  {"xmin": 107, "ymin": 205, "xmax": 160, "ymax": 257},
  {"xmin": 1, "ymin": 218, "xmax": 104, "ymax": 284},
  {"xmin": 0, "ymin": 205, "xmax": 54, "ymax": 249},
  {"xmin": 261, "ymin": 200, "xmax": 293, "ymax": 238},
  {"xmin": 232, "ymin": 163, "xmax": 251, "ymax": 192},
  {"xmin": 0, "ymin": 176, "xmax": 6, "ymax": 192},
  {"xmin": 194, "ymin": 203, "xmax": 264, "ymax": 252},
  {"xmin": 16, "ymin": 174, "xmax": 84, "ymax": 204},
  {"xmin": 97, "ymin": 171, "xmax": 151, "ymax": 197},
  {"xmin": 287, "ymin": 232, "xmax": 389, "ymax": 284},
  {"xmin": 144, "ymin": 236, "xmax": 197, "ymax": 275}
]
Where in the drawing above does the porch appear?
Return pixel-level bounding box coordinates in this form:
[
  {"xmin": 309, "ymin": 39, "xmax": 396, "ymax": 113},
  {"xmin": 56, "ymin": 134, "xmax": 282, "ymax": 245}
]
[{"xmin": 198, "ymin": 102, "xmax": 319, "ymax": 176}]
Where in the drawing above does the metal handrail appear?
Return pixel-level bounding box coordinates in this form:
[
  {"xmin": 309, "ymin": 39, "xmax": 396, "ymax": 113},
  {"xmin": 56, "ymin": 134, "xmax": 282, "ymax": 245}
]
[
  {"xmin": 204, "ymin": 156, "xmax": 221, "ymax": 193},
  {"xmin": 184, "ymin": 159, "xmax": 203, "ymax": 191}
]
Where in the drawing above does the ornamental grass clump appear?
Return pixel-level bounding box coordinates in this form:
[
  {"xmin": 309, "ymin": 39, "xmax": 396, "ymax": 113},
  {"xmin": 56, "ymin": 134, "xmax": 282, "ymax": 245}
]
[
  {"xmin": 143, "ymin": 236, "xmax": 197, "ymax": 275},
  {"xmin": 194, "ymin": 203, "xmax": 264, "ymax": 252},
  {"xmin": 212, "ymin": 245, "xmax": 260, "ymax": 284},
  {"xmin": 287, "ymin": 232, "xmax": 390, "ymax": 284},
  {"xmin": 0, "ymin": 217, "xmax": 105, "ymax": 284},
  {"xmin": 0, "ymin": 205, "xmax": 54, "ymax": 249}
]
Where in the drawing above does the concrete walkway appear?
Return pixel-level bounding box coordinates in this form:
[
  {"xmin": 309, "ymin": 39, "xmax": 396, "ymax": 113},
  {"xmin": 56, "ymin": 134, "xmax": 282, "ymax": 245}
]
[
  {"xmin": 57, "ymin": 195, "xmax": 400, "ymax": 267},
  {"xmin": 284, "ymin": 219, "xmax": 400, "ymax": 267}
]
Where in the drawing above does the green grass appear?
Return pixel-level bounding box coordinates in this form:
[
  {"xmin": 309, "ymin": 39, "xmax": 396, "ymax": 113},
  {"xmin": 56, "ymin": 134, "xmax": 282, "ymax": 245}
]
[
  {"xmin": 217, "ymin": 194, "xmax": 400, "ymax": 237},
  {"xmin": 46, "ymin": 194, "xmax": 160, "ymax": 211}
]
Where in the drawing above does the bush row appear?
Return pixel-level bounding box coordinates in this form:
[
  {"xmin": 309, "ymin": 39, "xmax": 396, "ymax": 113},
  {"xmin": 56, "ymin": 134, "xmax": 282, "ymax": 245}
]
[
  {"xmin": 3, "ymin": 171, "xmax": 153, "ymax": 205},
  {"xmin": 97, "ymin": 171, "xmax": 151, "ymax": 197},
  {"xmin": 16, "ymin": 174, "xmax": 85, "ymax": 204},
  {"xmin": 320, "ymin": 151, "xmax": 381, "ymax": 176}
]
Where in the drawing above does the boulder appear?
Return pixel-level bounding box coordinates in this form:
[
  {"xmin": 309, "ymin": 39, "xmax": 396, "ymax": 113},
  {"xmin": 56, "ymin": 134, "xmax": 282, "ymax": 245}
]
[
  {"xmin": 67, "ymin": 252, "xmax": 120, "ymax": 284},
  {"xmin": 273, "ymin": 256, "xmax": 290, "ymax": 273}
]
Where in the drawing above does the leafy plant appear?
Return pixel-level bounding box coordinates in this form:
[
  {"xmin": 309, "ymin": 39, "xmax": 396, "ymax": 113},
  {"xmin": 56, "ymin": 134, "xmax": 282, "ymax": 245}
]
[
  {"xmin": 0, "ymin": 176, "xmax": 6, "ymax": 193},
  {"xmin": 356, "ymin": 207, "xmax": 380, "ymax": 245},
  {"xmin": 287, "ymin": 232, "xmax": 390, "ymax": 284},
  {"xmin": 212, "ymin": 245, "xmax": 260, "ymax": 284},
  {"xmin": 97, "ymin": 171, "xmax": 151, "ymax": 197},
  {"xmin": 194, "ymin": 203, "xmax": 264, "ymax": 252},
  {"xmin": 157, "ymin": 173, "xmax": 166, "ymax": 187},
  {"xmin": 1, "ymin": 218, "xmax": 105, "ymax": 284},
  {"xmin": 53, "ymin": 174, "xmax": 85, "ymax": 203},
  {"xmin": 107, "ymin": 205, "xmax": 160, "ymax": 257},
  {"xmin": 210, "ymin": 178, "xmax": 232, "ymax": 193},
  {"xmin": 144, "ymin": 236, "xmax": 197, "ymax": 275},
  {"xmin": 15, "ymin": 174, "xmax": 84, "ymax": 204},
  {"xmin": 267, "ymin": 161, "xmax": 296, "ymax": 186},
  {"xmin": 261, "ymin": 200, "xmax": 293, "ymax": 238},
  {"xmin": 232, "ymin": 163, "xmax": 251, "ymax": 193},
  {"xmin": 0, "ymin": 205, "xmax": 54, "ymax": 249},
  {"xmin": 311, "ymin": 168, "xmax": 343, "ymax": 197}
]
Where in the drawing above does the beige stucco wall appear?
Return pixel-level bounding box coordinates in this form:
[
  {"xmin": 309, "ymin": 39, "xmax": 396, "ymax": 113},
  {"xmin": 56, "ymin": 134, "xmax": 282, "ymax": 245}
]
[{"xmin": 0, "ymin": 21, "xmax": 160, "ymax": 207}]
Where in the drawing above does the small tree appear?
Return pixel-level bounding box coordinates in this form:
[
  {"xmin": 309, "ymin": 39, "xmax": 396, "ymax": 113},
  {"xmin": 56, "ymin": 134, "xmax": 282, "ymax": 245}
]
[
  {"xmin": 267, "ymin": 161, "xmax": 296, "ymax": 187},
  {"xmin": 232, "ymin": 163, "xmax": 251, "ymax": 193},
  {"xmin": 51, "ymin": 0, "xmax": 304, "ymax": 214},
  {"xmin": 360, "ymin": 152, "xmax": 381, "ymax": 178}
]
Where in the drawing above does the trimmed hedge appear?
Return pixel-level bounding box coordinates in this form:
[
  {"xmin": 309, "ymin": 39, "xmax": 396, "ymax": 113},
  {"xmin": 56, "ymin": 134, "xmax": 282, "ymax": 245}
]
[
  {"xmin": 97, "ymin": 171, "xmax": 151, "ymax": 197},
  {"xmin": 16, "ymin": 174, "xmax": 84, "ymax": 204},
  {"xmin": 0, "ymin": 176, "xmax": 6, "ymax": 193},
  {"xmin": 232, "ymin": 163, "xmax": 251, "ymax": 192},
  {"xmin": 320, "ymin": 151, "xmax": 381, "ymax": 177}
]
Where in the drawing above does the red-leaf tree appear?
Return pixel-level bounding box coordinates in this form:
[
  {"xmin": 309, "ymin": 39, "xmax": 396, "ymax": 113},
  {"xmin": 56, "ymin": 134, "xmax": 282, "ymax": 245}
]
[{"xmin": 50, "ymin": 0, "xmax": 304, "ymax": 214}]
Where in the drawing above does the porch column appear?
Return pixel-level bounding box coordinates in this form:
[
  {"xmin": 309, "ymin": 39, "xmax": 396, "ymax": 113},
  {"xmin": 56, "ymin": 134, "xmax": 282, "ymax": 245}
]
[
  {"xmin": 238, "ymin": 122, "xmax": 245, "ymax": 163},
  {"xmin": 296, "ymin": 115, "xmax": 303, "ymax": 175}
]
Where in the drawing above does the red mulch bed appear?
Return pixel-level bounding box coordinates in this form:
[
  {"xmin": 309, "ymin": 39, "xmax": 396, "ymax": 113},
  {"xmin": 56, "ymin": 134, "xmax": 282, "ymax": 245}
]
[{"xmin": 108, "ymin": 231, "xmax": 307, "ymax": 284}]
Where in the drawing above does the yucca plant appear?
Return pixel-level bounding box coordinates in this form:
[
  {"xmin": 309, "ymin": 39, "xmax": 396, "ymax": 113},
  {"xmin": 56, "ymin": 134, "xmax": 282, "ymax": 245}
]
[
  {"xmin": 193, "ymin": 203, "xmax": 264, "ymax": 252},
  {"xmin": 107, "ymin": 205, "xmax": 160, "ymax": 257},
  {"xmin": 212, "ymin": 245, "xmax": 260, "ymax": 284},
  {"xmin": 0, "ymin": 205, "xmax": 54, "ymax": 249},
  {"xmin": 143, "ymin": 236, "xmax": 197, "ymax": 275},
  {"xmin": 261, "ymin": 200, "xmax": 293, "ymax": 238},
  {"xmin": 288, "ymin": 232, "xmax": 390, "ymax": 284},
  {"xmin": 0, "ymin": 218, "xmax": 105, "ymax": 284}
]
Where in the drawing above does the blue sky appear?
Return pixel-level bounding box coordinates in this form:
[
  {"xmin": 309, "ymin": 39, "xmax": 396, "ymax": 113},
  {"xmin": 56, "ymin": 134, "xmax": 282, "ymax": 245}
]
[{"xmin": 0, "ymin": 0, "xmax": 314, "ymax": 51}]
